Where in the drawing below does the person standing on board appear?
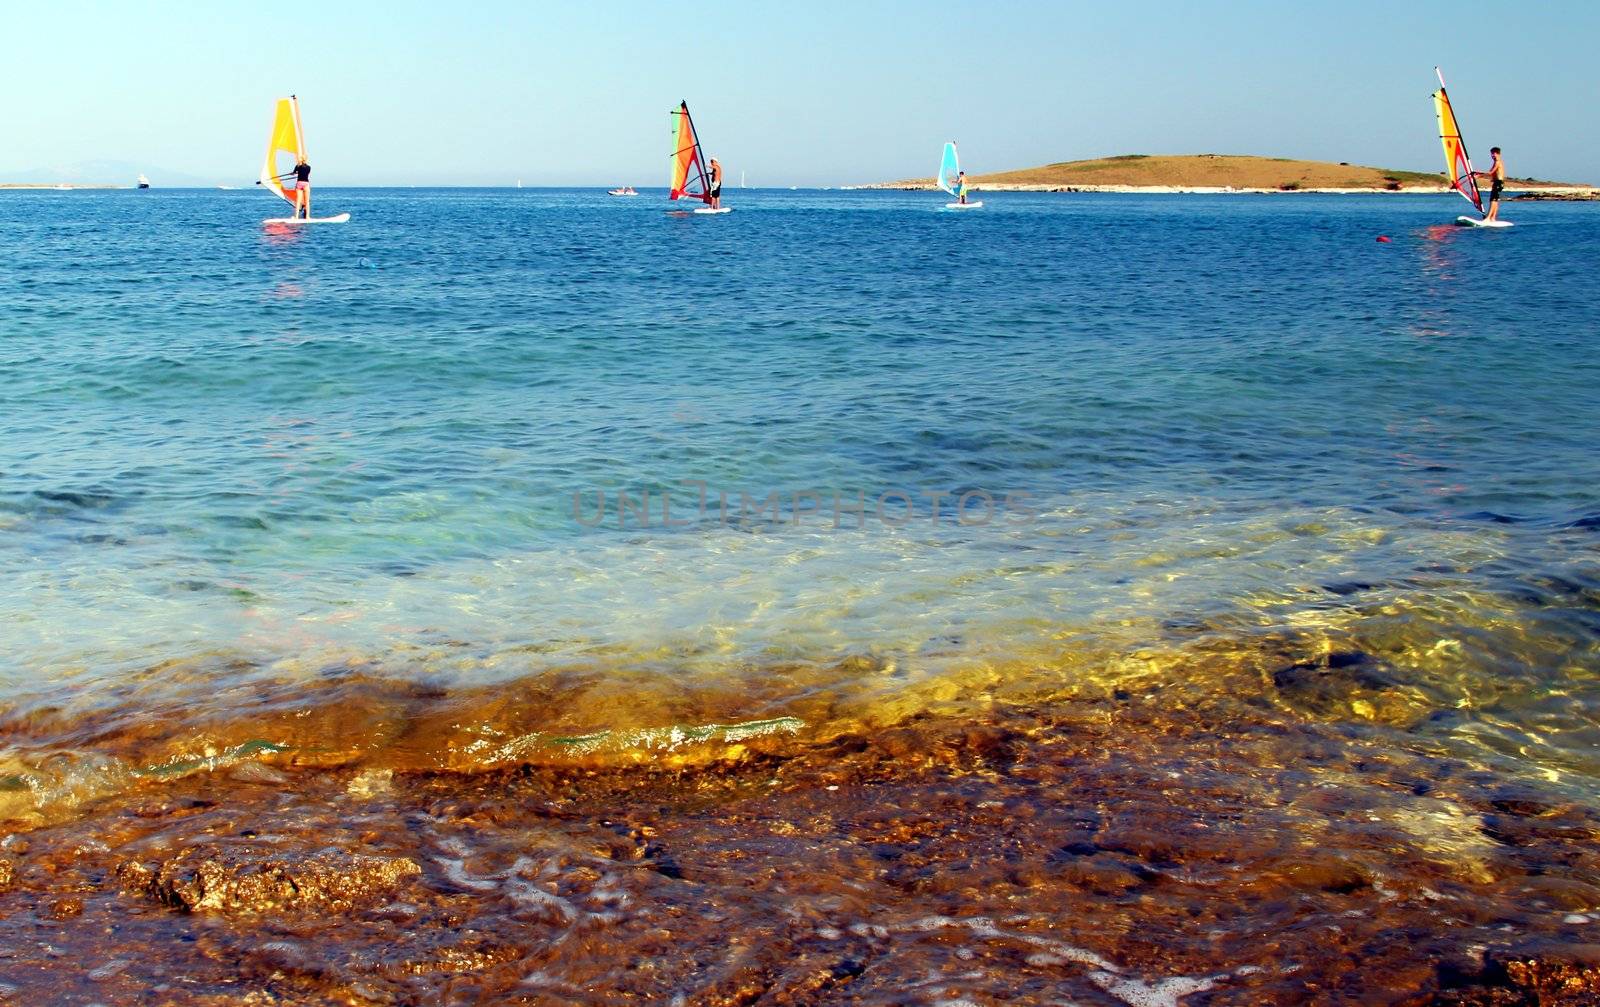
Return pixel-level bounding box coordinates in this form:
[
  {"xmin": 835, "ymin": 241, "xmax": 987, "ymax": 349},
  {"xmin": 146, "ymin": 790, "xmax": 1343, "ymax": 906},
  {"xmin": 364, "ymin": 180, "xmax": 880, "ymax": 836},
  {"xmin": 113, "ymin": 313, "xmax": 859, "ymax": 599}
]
[
  {"xmin": 291, "ymin": 155, "xmax": 312, "ymax": 219},
  {"xmin": 955, "ymin": 170, "xmax": 970, "ymax": 205},
  {"xmin": 1474, "ymin": 146, "xmax": 1505, "ymax": 222},
  {"xmin": 708, "ymin": 157, "xmax": 724, "ymax": 210}
]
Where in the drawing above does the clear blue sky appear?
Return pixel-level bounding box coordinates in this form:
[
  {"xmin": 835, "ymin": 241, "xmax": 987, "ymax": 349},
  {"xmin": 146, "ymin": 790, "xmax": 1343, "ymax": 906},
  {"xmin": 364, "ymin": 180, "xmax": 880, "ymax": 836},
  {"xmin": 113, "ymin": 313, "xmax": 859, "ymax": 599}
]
[{"xmin": 7, "ymin": 0, "xmax": 1596, "ymax": 186}]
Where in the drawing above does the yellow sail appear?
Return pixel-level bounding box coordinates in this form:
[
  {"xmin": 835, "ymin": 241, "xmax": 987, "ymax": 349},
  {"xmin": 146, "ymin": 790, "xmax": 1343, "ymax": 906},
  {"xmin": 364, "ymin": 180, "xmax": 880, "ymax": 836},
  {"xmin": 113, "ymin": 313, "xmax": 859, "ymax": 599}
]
[
  {"xmin": 259, "ymin": 97, "xmax": 306, "ymax": 207},
  {"xmin": 1432, "ymin": 69, "xmax": 1484, "ymax": 213}
]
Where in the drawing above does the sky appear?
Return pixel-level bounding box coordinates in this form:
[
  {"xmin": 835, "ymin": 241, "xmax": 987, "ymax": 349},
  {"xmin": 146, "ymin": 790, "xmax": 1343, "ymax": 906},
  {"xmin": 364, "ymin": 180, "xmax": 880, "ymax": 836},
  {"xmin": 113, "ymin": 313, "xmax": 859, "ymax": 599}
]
[{"xmin": 5, "ymin": 0, "xmax": 1596, "ymax": 186}]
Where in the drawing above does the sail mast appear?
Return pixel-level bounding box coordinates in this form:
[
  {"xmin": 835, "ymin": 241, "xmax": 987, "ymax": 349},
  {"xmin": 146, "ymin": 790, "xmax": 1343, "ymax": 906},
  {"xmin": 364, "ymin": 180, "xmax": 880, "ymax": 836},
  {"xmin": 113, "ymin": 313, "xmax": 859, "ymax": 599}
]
[
  {"xmin": 1433, "ymin": 67, "xmax": 1484, "ymax": 213},
  {"xmin": 683, "ymin": 102, "xmax": 710, "ymax": 197},
  {"xmin": 291, "ymin": 94, "xmax": 306, "ymax": 159},
  {"xmin": 669, "ymin": 101, "xmax": 713, "ymax": 204}
]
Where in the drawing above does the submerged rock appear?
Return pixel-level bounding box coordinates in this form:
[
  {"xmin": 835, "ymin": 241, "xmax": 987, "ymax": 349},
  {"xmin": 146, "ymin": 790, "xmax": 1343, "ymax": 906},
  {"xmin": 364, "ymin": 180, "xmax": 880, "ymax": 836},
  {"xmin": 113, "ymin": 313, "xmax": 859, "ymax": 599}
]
[
  {"xmin": 1271, "ymin": 649, "xmax": 1436, "ymax": 725},
  {"xmin": 118, "ymin": 846, "xmax": 421, "ymax": 916},
  {"xmin": 1437, "ymin": 942, "xmax": 1600, "ymax": 1004}
]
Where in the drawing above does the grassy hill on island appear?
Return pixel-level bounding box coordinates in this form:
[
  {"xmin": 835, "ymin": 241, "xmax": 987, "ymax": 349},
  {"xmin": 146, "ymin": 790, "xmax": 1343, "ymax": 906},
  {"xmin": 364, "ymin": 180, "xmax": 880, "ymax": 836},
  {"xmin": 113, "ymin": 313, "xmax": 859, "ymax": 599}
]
[
  {"xmin": 874, "ymin": 154, "xmax": 1581, "ymax": 192},
  {"xmin": 977, "ymin": 154, "xmax": 1444, "ymax": 189}
]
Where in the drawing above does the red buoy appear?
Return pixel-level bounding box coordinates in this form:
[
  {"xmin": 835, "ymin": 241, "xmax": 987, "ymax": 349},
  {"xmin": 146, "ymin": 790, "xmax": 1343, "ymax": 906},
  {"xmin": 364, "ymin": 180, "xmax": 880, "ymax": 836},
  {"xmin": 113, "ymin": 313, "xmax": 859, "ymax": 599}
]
[{"xmin": 1376, "ymin": 235, "xmax": 1392, "ymax": 243}]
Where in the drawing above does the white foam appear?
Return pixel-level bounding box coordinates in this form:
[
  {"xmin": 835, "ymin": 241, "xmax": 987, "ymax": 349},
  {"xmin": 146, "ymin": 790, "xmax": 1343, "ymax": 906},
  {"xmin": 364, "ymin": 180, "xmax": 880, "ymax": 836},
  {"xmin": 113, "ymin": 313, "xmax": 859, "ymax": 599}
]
[{"xmin": 1091, "ymin": 971, "xmax": 1218, "ymax": 1007}]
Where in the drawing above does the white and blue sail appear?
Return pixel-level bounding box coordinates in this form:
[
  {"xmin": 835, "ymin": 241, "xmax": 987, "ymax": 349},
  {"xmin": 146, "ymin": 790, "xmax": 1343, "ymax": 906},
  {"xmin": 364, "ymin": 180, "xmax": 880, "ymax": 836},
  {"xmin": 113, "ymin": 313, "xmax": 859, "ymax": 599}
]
[{"xmin": 937, "ymin": 142, "xmax": 962, "ymax": 197}]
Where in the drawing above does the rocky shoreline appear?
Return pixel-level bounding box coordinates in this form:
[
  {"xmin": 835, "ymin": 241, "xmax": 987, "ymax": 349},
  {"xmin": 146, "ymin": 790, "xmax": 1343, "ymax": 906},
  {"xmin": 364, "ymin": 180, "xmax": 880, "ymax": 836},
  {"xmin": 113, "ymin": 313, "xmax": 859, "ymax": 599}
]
[
  {"xmin": 4, "ymin": 691, "xmax": 1600, "ymax": 1004},
  {"xmin": 1513, "ymin": 189, "xmax": 1600, "ymax": 201}
]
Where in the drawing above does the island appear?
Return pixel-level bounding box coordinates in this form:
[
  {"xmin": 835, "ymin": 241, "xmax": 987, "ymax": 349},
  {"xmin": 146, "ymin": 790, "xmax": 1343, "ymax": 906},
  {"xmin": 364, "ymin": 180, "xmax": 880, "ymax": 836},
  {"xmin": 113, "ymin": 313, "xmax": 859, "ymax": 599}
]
[{"xmin": 856, "ymin": 153, "xmax": 1599, "ymax": 197}]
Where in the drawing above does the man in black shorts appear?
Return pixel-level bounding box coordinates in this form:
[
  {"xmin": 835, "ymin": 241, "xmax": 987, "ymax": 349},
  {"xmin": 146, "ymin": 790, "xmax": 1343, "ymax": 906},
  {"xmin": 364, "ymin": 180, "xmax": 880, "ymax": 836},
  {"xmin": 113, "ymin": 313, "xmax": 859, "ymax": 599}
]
[
  {"xmin": 708, "ymin": 157, "xmax": 723, "ymax": 210},
  {"xmin": 1475, "ymin": 146, "xmax": 1505, "ymax": 222}
]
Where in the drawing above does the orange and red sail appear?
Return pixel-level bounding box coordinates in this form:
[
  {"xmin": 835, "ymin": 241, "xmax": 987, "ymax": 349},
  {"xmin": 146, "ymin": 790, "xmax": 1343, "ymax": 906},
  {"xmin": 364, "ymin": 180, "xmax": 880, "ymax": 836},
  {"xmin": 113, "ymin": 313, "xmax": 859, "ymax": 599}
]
[
  {"xmin": 669, "ymin": 101, "xmax": 712, "ymax": 204},
  {"xmin": 260, "ymin": 97, "xmax": 306, "ymax": 208},
  {"xmin": 1432, "ymin": 69, "xmax": 1484, "ymax": 214}
]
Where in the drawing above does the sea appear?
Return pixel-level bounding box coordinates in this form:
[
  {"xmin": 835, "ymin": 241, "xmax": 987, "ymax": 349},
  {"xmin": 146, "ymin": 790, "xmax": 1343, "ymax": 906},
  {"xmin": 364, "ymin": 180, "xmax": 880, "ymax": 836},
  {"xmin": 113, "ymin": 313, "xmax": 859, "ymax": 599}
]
[{"xmin": 1, "ymin": 187, "xmax": 1598, "ymax": 1003}]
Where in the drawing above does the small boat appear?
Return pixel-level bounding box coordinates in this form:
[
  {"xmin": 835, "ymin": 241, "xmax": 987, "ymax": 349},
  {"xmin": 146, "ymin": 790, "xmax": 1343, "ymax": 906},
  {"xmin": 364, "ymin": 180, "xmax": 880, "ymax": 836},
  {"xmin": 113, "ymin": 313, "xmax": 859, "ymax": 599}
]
[
  {"xmin": 937, "ymin": 141, "xmax": 982, "ymax": 209},
  {"xmin": 136, "ymin": 174, "xmax": 151, "ymax": 189},
  {"xmin": 259, "ymin": 94, "xmax": 350, "ymax": 225},
  {"xmin": 608, "ymin": 186, "xmax": 639, "ymax": 196},
  {"xmin": 669, "ymin": 101, "xmax": 729, "ymax": 213},
  {"xmin": 1433, "ymin": 67, "xmax": 1508, "ymax": 227}
]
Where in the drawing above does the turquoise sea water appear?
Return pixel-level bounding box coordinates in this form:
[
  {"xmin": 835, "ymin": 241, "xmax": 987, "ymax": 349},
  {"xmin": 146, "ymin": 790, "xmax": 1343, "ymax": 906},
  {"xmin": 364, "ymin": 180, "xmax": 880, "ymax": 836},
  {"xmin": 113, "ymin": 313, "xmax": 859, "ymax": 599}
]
[{"xmin": 2, "ymin": 188, "xmax": 1598, "ymax": 813}]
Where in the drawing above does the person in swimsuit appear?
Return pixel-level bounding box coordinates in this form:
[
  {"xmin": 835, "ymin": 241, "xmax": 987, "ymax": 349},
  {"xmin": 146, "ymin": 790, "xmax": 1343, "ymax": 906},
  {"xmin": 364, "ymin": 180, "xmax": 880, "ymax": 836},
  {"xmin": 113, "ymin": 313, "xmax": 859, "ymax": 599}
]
[
  {"xmin": 1474, "ymin": 146, "xmax": 1505, "ymax": 222},
  {"xmin": 292, "ymin": 156, "xmax": 312, "ymax": 219},
  {"xmin": 708, "ymin": 157, "xmax": 723, "ymax": 210},
  {"xmin": 955, "ymin": 170, "xmax": 970, "ymax": 204}
]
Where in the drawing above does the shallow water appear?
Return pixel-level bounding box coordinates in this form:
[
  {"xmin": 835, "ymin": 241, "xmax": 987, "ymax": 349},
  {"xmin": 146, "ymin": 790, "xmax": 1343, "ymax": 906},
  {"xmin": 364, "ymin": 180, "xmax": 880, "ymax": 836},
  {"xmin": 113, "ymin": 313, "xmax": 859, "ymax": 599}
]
[
  {"xmin": 3, "ymin": 186, "xmax": 1600, "ymax": 1002},
  {"xmin": 3, "ymin": 188, "xmax": 1598, "ymax": 803}
]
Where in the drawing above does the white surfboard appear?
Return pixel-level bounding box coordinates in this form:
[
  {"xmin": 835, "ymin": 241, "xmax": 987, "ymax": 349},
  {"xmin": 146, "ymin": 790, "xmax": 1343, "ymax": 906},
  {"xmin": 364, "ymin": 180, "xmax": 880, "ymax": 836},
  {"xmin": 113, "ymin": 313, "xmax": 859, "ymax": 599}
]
[
  {"xmin": 1455, "ymin": 215, "xmax": 1512, "ymax": 228},
  {"xmin": 263, "ymin": 213, "xmax": 351, "ymax": 225},
  {"xmin": 693, "ymin": 207, "xmax": 732, "ymax": 215},
  {"xmin": 945, "ymin": 201, "xmax": 984, "ymax": 210}
]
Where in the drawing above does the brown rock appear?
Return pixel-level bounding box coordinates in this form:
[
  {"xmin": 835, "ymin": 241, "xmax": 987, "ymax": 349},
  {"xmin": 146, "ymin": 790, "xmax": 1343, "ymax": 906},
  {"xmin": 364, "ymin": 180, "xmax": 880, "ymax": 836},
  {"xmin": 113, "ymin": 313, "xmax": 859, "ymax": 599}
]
[
  {"xmin": 48, "ymin": 897, "xmax": 82, "ymax": 919},
  {"xmin": 120, "ymin": 845, "xmax": 421, "ymax": 916},
  {"xmin": 1052, "ymin": 856, "xmax": 1147, "ymax": 895},
  {"xmin": 1486, "ymin": 942, "xmax": 1600, "ymax": 1001}
]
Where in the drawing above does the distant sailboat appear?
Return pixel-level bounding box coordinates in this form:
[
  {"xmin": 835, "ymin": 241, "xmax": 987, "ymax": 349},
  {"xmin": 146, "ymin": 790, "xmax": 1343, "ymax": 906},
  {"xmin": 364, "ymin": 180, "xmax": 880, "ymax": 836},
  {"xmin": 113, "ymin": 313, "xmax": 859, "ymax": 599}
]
[
  {"xmin": 259, "ymin": 95, "xmax": 350, "ymax": 225},
  {"xmin": 937, "ymin": 141, "xmax": 982, "ymax": 210},
  {"xmin": 669, "ymin": 101, "xmax": 729, "ymax": 214},
  {"xmin": 517, "ymin": 179, "xmax": 523, "ymax": 189},
  {"xmin": 1433, "ymin": 67, "xmax": 1507, "ymax": 227},
  {"xmin": 740, "ymin": 170, "xmax": 746, "ymax": 188}
]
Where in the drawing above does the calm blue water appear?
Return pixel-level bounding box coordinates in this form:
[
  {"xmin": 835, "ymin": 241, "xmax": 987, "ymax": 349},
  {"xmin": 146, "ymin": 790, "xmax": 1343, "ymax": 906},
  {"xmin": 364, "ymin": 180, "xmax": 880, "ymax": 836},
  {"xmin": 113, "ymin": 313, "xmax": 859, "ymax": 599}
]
[{"xmin": 2, "ymin": 188, "xmax": 1599, "ymax": 806}]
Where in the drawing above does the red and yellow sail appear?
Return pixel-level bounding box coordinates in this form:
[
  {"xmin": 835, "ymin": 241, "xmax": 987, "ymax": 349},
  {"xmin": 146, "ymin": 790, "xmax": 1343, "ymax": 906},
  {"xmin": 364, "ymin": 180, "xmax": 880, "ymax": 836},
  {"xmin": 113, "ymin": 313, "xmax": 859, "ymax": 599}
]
[
  {"xmin": 260, "ymin": 97, "xmax": 306, "ymax": 207},
  {"xmin": 669, "ymin": 101, "xmax": 712, "ymax": 204},
  {"xmin": 1432, "ymin": 71, "xmax": 1484, "ymax": 213}
]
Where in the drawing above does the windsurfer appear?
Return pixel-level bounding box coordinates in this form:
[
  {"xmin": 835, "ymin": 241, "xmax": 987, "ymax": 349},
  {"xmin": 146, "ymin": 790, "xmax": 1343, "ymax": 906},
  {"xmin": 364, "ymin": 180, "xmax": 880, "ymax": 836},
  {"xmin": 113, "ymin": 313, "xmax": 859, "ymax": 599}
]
[
  {"xmin": 1474, "ymin": 147, "xmax": 1505, "ymax": 221},
  {"xmin": 709, "ymin": 157, "xmax": 723, "ymax": 210},
  {"xmin": 955, "ymin": 170, "xmax": 969, "ymax": 204},
  {"xmin": 292, "ymin": 156, "xmax": 312, "ymax": 219}
]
